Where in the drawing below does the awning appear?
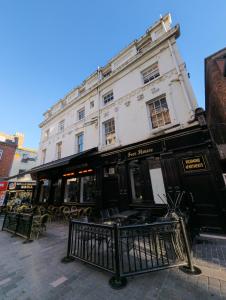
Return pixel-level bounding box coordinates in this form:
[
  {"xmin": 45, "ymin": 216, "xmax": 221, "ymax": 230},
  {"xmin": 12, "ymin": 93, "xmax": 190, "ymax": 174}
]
[{"xmin": 30, "ymin": 147, "xmax": 98, "ymax": 174}]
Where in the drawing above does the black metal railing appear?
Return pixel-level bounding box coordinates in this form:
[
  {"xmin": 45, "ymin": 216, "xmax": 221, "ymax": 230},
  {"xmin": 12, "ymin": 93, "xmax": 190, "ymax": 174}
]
[
  {"xmin": 2, "ymin": 212, "xmax": 33, "ymax": 242},
  {"xmin": 63, "ymin": 217, "xmax": 201, "ymax": 288}
]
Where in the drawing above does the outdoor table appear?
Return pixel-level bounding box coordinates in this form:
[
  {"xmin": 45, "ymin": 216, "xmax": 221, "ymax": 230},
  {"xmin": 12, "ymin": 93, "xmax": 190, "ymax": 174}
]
[{"xmin": 110, "ymin": 210, "xmax": 139, "ymax": 220}]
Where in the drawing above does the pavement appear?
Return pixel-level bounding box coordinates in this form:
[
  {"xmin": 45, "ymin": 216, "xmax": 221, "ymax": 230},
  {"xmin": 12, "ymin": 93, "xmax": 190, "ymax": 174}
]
[{"xmin": 0, "ymin": 215, "xmax": 226, "ymax": 300}]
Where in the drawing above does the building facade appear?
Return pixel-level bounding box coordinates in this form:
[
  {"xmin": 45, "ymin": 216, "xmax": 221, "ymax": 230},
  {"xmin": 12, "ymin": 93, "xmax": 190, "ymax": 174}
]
[
  {"xmin": 0, "ymin": 132, "xmax": 37, "ymax": 203},
  {"xmin": 205, "ymin": 48, "xmax": 226, "ymax": 172},
  {"xmin": 0, "ymin": 133, "xmax": 18, "ymax": 179},
  {"xmin": 33, "ymin": 14, "xmax": 226, "ymax": 232}
]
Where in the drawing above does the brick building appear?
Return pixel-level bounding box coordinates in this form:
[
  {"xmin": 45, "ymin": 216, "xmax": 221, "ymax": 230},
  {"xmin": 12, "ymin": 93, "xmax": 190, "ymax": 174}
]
[
  {"xmin": 0, "ymin": 140, "xmax": 17, "ymax": 179},
  {"xmin": 205, "ymin": 48, "xmax": 226, "ymax": 175}
]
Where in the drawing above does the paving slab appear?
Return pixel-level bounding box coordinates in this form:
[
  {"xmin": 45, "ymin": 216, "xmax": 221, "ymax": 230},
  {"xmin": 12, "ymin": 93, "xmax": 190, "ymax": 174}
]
[{"xmin": 0, "ymin": 215, "xmax": 226, "ymax": 299}]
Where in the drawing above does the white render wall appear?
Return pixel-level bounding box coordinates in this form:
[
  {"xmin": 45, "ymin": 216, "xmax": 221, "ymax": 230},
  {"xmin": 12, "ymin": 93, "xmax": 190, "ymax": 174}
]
[{"xmin": 37, "ymin": 14, "xmax": 198, "ymax": 166}]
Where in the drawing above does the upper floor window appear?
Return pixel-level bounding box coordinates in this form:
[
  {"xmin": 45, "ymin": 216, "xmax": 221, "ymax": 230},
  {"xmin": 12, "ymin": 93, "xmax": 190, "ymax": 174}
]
[
  {"xmin": 148, "ymin": 97, "xmax": 171, "ymax": 129},
  {"xmin": 42, "ymin": 149, "xmax": 46, "ymax": 164},
  {"xmin": 142, "ymin": 63, "xmax": 160, "ymax": 84},
  {"xmin": 77, "ymin": 133, "xmax": 84, "ymax": 153},
  {"xmin": 90, "ymin": 101, "xmax": 94, "ymax": 109},
  {"xmin": 58, "ymin": 120, "xmax": 65, "ymax": 133},
  {"xmin": 103, "ymin": 91, "xmax": 114, "ymax": 105},
  {"xmin": 78, "ymin": 108, "xmax": 85, "ymax": 121},
  {"xmin": 102, "ymin": 69, "xmax": 112, "ymax": 78},
  {"xmin": 56, "ymin": 142, "xmax": 62, "ymax": 160},
  {"xmin": 44, "ymin": 129, "xmax": 49, "ymax": 140},
  {"xmin": 103, "ymin": 118, "xmax": 116, "ymax": 145},
  {"xmin": 0, "ymin": 149, "xmax": 3, "ymax": 160}
]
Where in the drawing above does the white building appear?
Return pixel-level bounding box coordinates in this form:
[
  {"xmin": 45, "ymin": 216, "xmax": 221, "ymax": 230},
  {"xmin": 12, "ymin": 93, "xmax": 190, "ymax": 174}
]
[{"xmin": 37, "ymin": 14, "xmax": 197, "ymax": 166}]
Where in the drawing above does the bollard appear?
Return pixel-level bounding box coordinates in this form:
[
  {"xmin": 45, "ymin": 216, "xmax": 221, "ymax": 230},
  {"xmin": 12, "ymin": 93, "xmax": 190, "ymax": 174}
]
[
  {"xmin": 179, "ymin": 217, "xmax": 201, "ymax": 275},
  {"xmin": 62, "ymin": 219, "xmax": 75, "ymax": 263}
]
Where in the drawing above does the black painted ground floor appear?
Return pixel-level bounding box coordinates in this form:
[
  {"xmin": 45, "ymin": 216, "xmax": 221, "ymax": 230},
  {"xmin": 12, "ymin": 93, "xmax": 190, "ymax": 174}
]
[{"xmin": 31, "ymin": 124, "xmax": 226, "ymax": 233}]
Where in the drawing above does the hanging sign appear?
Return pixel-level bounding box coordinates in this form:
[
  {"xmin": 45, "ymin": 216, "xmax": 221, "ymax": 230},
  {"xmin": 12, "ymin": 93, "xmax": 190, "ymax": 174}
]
[{"xmin": 182, "ymin": 156, "xmax": 207, "ymax": 172}]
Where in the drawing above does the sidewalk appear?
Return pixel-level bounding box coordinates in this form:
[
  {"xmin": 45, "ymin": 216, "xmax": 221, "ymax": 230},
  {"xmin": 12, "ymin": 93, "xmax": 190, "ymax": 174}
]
[{"xmin": 0, "ymin": 216, "xmax": 225, "ymax": 300}]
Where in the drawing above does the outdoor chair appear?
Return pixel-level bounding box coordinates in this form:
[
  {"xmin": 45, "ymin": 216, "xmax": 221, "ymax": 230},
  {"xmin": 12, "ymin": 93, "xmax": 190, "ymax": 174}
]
[
  {"xmin": 100, "ymin": 209, "xmax": 111, "ymax": 222},
  {"xmin": 63, "ymin": 206, "xmax": 71, "ymax": 222},
  {"xmin": 83, "ymin": 207, "xmax": 92, "ymax": 217},
  {"xmin": 31, "ymin": 213, "xmax": 49, "ymax": 239}
]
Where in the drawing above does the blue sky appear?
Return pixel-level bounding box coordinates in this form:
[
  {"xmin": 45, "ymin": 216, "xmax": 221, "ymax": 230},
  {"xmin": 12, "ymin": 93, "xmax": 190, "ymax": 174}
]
[{"xmin": 0, "ymin": 0, "xmax": 225, "ymax": 149}]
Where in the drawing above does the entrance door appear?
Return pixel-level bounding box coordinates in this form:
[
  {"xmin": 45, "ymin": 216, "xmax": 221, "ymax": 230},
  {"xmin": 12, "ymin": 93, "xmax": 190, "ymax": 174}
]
[
  {"xmin": 183, "ymin": 173, "xmax": 225, "ymax": 232},
  {"xmin": 149, "ymin": 168, "xmax": 166, "ymax": 204}
]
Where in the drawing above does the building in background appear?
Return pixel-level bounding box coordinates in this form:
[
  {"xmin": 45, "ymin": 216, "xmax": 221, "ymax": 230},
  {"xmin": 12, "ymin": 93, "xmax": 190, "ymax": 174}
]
[
  {"xmin": 205, "ymin": 48, "xmax": 226, "ymax": 175},
  {"xmin": 0, "ymin": 132, "xmax": 37, "ymax": 204},
  {"xmin": 32, "ymin": 14, "xmax": 225, "ymax": 232},
  {"xmin": 0, "ymin": 133, "xmax": 18, "ymax": 179}
]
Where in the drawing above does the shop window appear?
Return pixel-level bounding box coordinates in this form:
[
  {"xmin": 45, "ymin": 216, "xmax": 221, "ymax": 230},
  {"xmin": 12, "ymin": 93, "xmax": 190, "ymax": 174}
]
[
  {"xmin": 104, "ymin": 166, "xmax": 116, "ymax": 177},
  {"xmin": 103, "ymin": 118, "xmax": 116, "ymax": 145},
  {"xmin": 148, "ymin": 97, "xmax": 171, "ymax": 129},
  {"xmin": 64, "ymin": 175, "xmax": 96, "ymax": 203},
  {"xmin": 148, "ymin": 158, "xmax": 166, "ymax": 204},
  {"xmin": 64, "ymin": 178, "xmax": 80, "ymax": 202},
  {"xmin": 80, "ymin": 175, "xmax": 96, "ymax": 203},
  {"xmin": 76, "ymin": 132, "xmax": 84, "ymax": 153},
  {"xmin": 142, "ymin": 63, "xmax": 160, "ymax": 84},
  {"xmin": 56, "ymin": 142, "xmax": 62, "ymax": 159},
  {"xmin": 129, "ymin": 160, "xmax": 145, "ymax": 203}
]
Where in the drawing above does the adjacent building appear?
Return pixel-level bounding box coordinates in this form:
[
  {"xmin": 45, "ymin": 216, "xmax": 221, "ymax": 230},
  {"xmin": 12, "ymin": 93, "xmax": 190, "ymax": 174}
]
[
  {"xmin": 205, "ymin": 48, "xmax": 226, "ymax": 174},
  {"xmin": 32, "ymin": 14, "xmax": 226, "ymax": 232},
  {"xmin": 0, "ymin": 132, "xmax": 37, "ymax": 203}
]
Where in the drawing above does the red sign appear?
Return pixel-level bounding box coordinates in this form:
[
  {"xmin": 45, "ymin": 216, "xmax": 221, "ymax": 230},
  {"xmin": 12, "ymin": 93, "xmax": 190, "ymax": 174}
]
[{"xmin": 0, "ymin": 181, "xmax": 8, "ymax": 191}]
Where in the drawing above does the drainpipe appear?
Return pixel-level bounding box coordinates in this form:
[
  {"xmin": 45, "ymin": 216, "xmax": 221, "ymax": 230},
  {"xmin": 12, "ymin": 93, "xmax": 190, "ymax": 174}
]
[
  {"xmin": 161, "ymin": 17, "xmax": 194, "ymax": 118},
  {"xmin": 97, "ymin": 67, "xmax": 101, "ymax": 150}
]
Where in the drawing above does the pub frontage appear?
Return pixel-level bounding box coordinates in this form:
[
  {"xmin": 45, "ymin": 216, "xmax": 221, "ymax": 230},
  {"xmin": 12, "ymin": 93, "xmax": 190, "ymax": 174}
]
[{"xmin": 31, "ymin": 118, "xmax": 226, "ymax": 233}]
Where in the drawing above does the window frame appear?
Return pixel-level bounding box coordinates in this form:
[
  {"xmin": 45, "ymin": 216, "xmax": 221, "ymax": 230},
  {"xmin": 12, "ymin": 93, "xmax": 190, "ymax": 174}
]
[
  {"xmin": 103, "ymin": 91, "xmax": 114, "ymax": 106},
  {"xmin": 142, "ymin": 63, "xmax": 160, "ymax": 84},
  {"xmin": 77, "ymin": 107, "xmax": 85, "ymax": 121},
  {"xmin": 56, "ymin": 142, "xmax": 62, "ymax": 160},
  {"xmin": 77, "ymin": 132, "xmax": 84, "ymax": 153},
  {"xmin": 42, "ymin": 149, "xmax": 46, "ymax": 164},
  {"xmin": 58, "ymin": 120, "xmax": 65, "ymax": 133},
  {"xmin": 0, "ymin": 149, "xmax": 3, "ymax": 160},
  {"xmin": 148, "ymin": 96, "xmax": 171, "ymax": 129},
  {"xmin": 103, "ymin": 118, "xmax": 116, "ymax": 145}
]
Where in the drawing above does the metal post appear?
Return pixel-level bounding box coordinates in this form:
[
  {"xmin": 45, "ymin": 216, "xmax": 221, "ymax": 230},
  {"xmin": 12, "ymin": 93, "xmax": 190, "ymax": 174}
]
[
  {"xmin": 61, "ymin": 219, "xmax": 75, "ymax": 263},
  {"xmin": 179, "ymin": 217, "xmax": 201, "ymax": 275},
  {"xmin": 2, "ymin": 212, "xmax": 7, "ymax": 231},
  {"xmin": 109, "ymin": 224, "xmax": 127, "ymax": 289},
  {"xmin": 23, "ymin": 214, "xmax": 33, "ymax": 243}
]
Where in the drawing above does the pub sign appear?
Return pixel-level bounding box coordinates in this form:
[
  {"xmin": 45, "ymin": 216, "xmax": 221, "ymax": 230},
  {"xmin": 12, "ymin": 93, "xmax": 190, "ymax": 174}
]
[{"xmin": 182, "ymin": 156, "xmax": 207, "ymax": 172}]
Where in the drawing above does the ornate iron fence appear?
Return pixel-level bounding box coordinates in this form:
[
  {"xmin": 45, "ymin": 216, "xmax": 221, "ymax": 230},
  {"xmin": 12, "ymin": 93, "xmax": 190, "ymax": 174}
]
[
  {"xmin": 63, "ymin": 217, "xmax": 201, "ymax": 288},
  {"xmin": 2, "ymin": 212, "xmax": 33, "ymax": 242}
]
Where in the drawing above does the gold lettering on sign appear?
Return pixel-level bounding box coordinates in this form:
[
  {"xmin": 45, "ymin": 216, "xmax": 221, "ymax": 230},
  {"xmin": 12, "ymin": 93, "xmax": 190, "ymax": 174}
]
[
  {"xmin": 182, "ymin": 156, "xmax": 206, "ymax": 172},
  {"xmin": 127, "ymin": 148, "xmax": 153, "ymax": 158}
]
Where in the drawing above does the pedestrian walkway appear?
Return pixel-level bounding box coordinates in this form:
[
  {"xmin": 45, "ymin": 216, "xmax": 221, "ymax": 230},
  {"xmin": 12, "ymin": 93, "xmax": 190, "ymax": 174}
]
[{"xmin": 0, "ymin": 216, "xmax": 225, "ymax": 300}]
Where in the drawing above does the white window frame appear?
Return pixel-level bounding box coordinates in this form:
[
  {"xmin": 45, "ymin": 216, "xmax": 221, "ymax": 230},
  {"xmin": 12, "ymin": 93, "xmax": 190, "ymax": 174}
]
[
  {"xmin": 77, "ymin": 132, "xmax": 84, "ymax": 153},
  {"xmin": 44, "ymin": 129, "xmax": 49, "ymax": 140},
  {"xmin": 42, "ymin": 149, "xmax": 46, "ymax": 164},
  {"xmin": 103, "ymin": 91, "xmax": 114, "ymax": 105},
  {"xmin": 58, "ymin": 120, "xmax": 65, "ymax": 133},
  {"xmin": 142, "ymin": 63, "xmax": 160, "ymax": 84},
  {"xmin": 56, "ymin": 142, "xmax": 62, "ymax": 159},
  {"xmin": 78, "ymin": 107, "xmax": 85, "ymax": 121},
  {"xmin": 103, "ymin": 118, "xmax": 116, "ymax": 145},
  {"xmin": 148, "ymin": 96, "xmax": 171, "ymax": 129}
]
